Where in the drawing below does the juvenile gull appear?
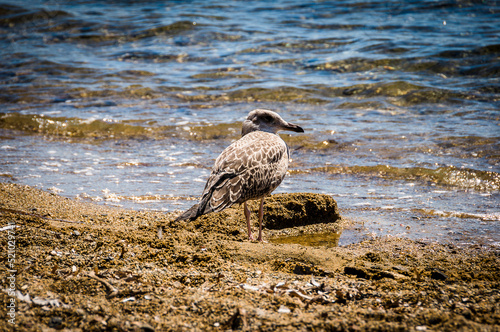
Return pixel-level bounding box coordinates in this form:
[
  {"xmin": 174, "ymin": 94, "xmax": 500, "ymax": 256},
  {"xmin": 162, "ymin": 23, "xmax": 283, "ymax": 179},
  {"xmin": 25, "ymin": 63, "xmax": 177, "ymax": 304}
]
[{"xmin": 175, "ymin": 109, "xmax": 304, "ymax": 241}]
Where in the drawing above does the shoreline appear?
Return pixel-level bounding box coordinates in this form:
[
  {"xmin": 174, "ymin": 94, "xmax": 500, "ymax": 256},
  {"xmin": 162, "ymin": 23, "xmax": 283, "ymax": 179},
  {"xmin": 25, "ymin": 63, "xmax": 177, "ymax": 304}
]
[{"xmin": 0, "ymin": 183, "xmax": 498, "ymax": 331}]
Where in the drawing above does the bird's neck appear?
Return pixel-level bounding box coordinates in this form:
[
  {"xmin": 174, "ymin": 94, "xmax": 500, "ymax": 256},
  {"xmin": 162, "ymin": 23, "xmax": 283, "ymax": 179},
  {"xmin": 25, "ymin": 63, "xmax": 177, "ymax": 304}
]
[{"xmin": 241, "ymin": 122, "xmax": 278, "ymax": 136}]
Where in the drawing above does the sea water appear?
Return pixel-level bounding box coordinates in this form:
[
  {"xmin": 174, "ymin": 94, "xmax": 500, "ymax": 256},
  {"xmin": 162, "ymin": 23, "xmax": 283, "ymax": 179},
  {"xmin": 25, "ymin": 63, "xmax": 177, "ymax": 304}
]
[{"xmin": 1, "ymin": 0, "xmax": 499, "ymax": 246}]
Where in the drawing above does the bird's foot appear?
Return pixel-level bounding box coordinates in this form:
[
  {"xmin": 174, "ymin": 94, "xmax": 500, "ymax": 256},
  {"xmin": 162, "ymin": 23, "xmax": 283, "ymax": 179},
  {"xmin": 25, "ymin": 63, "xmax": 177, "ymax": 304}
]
[{"xmin": 248, "ymin": 233, "xmax": 267, "ymax": 243}]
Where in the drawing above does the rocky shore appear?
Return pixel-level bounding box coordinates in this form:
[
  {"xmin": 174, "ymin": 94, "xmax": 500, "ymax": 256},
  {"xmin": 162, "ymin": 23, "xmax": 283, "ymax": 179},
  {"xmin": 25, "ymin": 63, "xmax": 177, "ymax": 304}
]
[{"xmin": 0, "ymin": 183, "xmax": 498, "ymax": 331}]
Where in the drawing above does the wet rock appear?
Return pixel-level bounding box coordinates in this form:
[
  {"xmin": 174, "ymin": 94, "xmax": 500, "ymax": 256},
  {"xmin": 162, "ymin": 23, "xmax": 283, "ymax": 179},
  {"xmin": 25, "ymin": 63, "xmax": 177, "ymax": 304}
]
[
  {"xmin": 187, "ymin": 193, "xmax": 341, "ymax": 240},
  {"xmin": 430, "ymin": 269, "xmax": 449, "ymax": 281},
  {"xmin": 344, "ymin": 265, "xmax": 409, "ymax": 281},
  {"xmin": 344, "ymin": 266, "xmax": 369, "ymax": 279},
  {"xmin": 49, "ymin": 316, "xmax": 63, "ymax": 329},
  {"xmin": 259, "ymin": 193, "xmax": 341, "ymax": 229},
  {"xmin": 293, "ymin": 262, "xmax": 317, "ymax": 275}
]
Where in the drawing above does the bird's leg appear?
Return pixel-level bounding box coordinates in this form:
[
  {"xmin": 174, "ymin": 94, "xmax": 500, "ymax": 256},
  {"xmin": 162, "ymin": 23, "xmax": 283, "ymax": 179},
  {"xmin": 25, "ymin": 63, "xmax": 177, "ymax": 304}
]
[
  {"xmin": 257, "ymin": 197, "xmax": 264, "ymax": 242},
  {"xmin": 244, "ymin": 202, "xmax": 254, "ymax": 241}
]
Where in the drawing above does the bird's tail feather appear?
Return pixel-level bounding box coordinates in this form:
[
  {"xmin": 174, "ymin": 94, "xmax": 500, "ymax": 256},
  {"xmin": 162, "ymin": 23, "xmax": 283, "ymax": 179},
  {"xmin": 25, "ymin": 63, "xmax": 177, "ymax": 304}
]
[
  {"xmin": 174, "ymin": 182, "xmax": 229, "ymax": 222},
  {"xmin": 174, "ymin": 203, "xmax": 201, "ymax": 222}
]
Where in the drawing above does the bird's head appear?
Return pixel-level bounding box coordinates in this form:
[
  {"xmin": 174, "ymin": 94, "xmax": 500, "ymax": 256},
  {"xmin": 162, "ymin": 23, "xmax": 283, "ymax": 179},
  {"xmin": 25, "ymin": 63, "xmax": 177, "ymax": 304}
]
[{"xmin": 241, "ymin": 109, "xmax": 304, "ymax": 136}]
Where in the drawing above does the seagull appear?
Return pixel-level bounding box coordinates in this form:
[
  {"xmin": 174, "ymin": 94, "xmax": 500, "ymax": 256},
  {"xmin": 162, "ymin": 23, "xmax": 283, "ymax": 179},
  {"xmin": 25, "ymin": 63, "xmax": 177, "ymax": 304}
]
[{"xmin": 175, "ymin": 109, "xmax": 304, "ymax": 241}]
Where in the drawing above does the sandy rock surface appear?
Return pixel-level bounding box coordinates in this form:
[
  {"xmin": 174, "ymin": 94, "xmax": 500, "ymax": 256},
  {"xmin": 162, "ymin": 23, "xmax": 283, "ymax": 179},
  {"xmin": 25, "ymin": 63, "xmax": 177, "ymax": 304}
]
[{"xmin": 0, "ymin": 183, "xmax": 498, "ymax": 331}]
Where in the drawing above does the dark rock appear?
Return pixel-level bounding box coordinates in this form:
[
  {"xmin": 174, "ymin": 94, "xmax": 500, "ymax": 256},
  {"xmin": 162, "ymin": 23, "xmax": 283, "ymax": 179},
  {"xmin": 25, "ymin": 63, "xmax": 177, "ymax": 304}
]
[
  {"xmin": 261, "ymin": 193, "xmax": 341, "ymax": 229},
  {"xmin": 430, "ymin": 269, "xmax": 449, "ymax": 280},
  {"xmin": 49, "ymin": 316, "xmax": 63, "ymax": 329},
  {"xmin": 344, "ymin": 266, "xmax": 369, "ymax": 279}
]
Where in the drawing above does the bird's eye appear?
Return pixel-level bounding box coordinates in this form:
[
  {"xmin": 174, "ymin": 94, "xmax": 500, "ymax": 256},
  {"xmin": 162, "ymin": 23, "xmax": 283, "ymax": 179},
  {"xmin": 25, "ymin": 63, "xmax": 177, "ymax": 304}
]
[{"xmin": 264, "ymin": 115, "xmax": 273, "ymax": 122}]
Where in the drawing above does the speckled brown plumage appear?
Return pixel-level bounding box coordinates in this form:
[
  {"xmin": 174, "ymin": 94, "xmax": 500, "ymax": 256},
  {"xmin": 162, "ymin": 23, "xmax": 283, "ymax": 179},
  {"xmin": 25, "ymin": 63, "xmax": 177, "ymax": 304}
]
[
  {"xmin": 175, "ymin": 109, "xmax": 304, "ymax": 241},
  {"xmin": 200, "ymin": 130, "xmax": 290, "ymax": 213}
]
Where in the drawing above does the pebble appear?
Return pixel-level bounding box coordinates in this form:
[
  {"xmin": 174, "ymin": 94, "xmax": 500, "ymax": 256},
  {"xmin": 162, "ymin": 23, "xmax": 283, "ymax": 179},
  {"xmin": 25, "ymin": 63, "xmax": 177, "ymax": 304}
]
[{"xmin": 278, "ymin": 305, "xmax": 291, "ymax": 313}]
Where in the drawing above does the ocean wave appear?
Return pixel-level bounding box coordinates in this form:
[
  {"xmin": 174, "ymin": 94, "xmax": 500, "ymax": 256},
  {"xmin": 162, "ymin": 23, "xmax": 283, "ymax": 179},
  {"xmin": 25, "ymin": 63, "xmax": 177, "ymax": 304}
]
[
  {"xmin": 293, "ymin": 165, "xmax": 500, "ymax": 192},
  {"xmin": 0, "ymin": 113, "xmax": 332, "ymax": 150}
]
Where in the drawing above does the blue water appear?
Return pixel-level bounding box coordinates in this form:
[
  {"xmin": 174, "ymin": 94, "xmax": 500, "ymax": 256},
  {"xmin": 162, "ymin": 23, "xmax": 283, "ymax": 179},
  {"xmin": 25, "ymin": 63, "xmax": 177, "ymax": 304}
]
[{"xmin": 1, "ymin": 0, "xmax": 499, "ymax": 246}]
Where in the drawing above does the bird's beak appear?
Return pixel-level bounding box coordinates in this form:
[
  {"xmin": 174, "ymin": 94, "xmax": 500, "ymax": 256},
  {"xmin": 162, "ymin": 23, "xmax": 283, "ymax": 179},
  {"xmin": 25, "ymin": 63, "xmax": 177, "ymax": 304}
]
[{"xmin": 283, "ymin": 122, "xmax": 304, "ymax": 133}]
